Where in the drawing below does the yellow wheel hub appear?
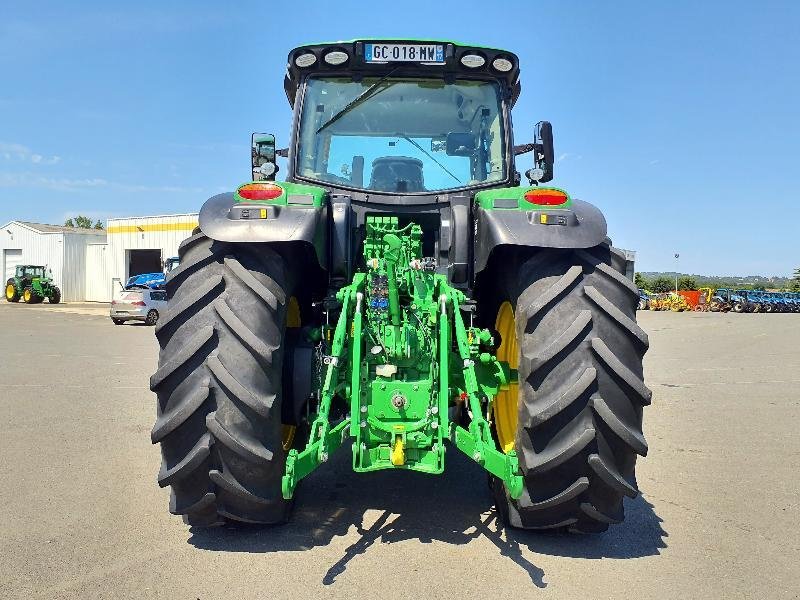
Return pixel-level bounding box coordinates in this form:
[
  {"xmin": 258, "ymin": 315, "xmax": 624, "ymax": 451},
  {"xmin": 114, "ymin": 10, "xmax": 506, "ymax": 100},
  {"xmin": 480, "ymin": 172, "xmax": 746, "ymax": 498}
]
[
  {"xmin": 5, "ymin": 284, "xmax": 15, "ymax": 300},
  {"xmin": 281, "ymin": 424, "xmax": 296, "ymax": 451},
  {"xmin": 286, "ymin": 296, "xmax": 301, "ymax": 328},
  {"xmin": 23, "ymin": 289, "xmax": 31, "ymax": 302},
  {"xmin": 493, "ymin": 301, "xmax": 519, "ymax": 453},
  {"xmin": 281, "ymin": 296, "xmax": 302, "ymax": 451}
]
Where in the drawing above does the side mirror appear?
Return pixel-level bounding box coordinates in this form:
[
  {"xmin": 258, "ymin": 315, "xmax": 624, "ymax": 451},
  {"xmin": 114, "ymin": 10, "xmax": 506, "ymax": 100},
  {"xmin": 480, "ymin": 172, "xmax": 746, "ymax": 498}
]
[
  {"xmin": 526, "ymin": 121, "xmax": 554, "ymax": 184},
  {"xmin": 251, "ymin": 133, "xmax": 278, "ymax": 181},
  {"xmin": 445, "ymin": 132, "xmax": 477, "ymax": 156}
]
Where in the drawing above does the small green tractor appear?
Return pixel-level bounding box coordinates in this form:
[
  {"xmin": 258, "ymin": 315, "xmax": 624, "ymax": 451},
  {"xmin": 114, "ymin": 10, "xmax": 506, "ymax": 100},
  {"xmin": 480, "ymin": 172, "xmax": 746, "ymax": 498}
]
[
  {"xmin": 5, "ymin": 265, "xmax": 61, "ymax": 304},
  {"xmin": 151, "ymin": 40, "xmax": 650, "ymax": 533}
]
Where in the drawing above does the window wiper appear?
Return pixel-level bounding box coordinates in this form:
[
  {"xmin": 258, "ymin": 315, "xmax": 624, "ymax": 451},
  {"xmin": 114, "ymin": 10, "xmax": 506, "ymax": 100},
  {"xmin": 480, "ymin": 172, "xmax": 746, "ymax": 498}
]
[
  {"xmin": 398, "ymin": 135, "xmax": 462, "ymax": 184},
  {"xmin": 316, "ymin": 68, "xmax": 401, "ymax": 134}
]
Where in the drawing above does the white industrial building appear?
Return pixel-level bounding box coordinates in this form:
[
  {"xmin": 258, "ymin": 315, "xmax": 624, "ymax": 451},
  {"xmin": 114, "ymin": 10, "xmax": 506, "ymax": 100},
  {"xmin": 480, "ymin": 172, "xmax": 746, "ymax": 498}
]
[
  {"xmin": 1, "ymin": 221, "xmax": 107, "ymax": 302},
  {"xmin": 87, "ymin": 213, "xmax": 199, "ymax": 301},
  {"xmin": 2, "ymin": 214, "xmax": 198, "ymax": 303}
]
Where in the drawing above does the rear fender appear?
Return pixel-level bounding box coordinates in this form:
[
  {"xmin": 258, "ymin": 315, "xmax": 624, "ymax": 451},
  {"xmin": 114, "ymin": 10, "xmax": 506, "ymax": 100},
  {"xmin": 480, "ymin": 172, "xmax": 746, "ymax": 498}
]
[
  {"xmin": 198, "ymin": 192, "xmax": 328, "ymax": 269},
  {"xmin": 474, "ymin": 198, "xmax": 607, "ymax": 273}
]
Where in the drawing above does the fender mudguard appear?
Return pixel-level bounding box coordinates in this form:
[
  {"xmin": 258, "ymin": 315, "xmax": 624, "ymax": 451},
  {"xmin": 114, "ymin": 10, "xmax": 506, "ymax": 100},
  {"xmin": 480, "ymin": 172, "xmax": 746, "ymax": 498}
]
[
  {"xmin": 474, "ymin": 198, "xmax": 607, "ymax": 272},
  {"xmin": 198, "ymin": 193, "xmax": 328, "ymax": 268}
]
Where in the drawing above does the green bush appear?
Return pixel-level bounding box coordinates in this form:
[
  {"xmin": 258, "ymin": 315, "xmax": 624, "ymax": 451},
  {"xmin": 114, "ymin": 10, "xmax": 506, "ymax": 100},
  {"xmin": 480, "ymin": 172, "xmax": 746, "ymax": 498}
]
[{"xmin": 650, "ymin": 276, "xmax": 675, "ymax": 293}]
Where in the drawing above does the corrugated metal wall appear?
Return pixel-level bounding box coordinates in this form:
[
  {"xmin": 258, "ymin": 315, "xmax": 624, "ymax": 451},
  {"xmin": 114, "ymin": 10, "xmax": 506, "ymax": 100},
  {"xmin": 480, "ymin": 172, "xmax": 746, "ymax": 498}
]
[
  {"xmin": 0, "ymin": 223, "xmax": 65, "ymax": 291},
  {"xmin": 106, "ymin": 213, "xmax": 198, "ymax": 284},
  {"xmin": 85, "ymin": 243, "xmax": 113, "ymax": 301},
  {"xmin": 61, "ymin": 231, "xmax": 106, "ymax": 301}
]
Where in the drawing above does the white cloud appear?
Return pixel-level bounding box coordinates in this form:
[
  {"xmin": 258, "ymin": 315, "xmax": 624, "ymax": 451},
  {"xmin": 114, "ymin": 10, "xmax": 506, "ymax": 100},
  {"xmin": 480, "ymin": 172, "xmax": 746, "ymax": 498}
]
[
  {"xmin": 649, "ymin": 159, "xmax": 660, "ymax": 165},
  {"xmin": 0, "ymin": 141, "xmax": 61, "ymax": 165},
  {"xmin": 0, "ymin": 171, "xmax": 203, "ymax": 194}
]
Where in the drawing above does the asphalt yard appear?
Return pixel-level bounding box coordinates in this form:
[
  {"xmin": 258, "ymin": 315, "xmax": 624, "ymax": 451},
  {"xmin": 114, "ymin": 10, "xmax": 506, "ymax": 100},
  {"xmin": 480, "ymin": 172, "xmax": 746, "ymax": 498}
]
[{"xmin": 1, "ymin": 304, "xmax": 798, "ymax": 599}]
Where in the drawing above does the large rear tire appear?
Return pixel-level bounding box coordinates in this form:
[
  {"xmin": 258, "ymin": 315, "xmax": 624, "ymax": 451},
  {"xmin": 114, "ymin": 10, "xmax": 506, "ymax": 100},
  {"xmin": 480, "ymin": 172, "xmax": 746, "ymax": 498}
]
[
  {"xmin": 150, "ymin": 232, "xmax": 296, "ymax": 526},
  {"xmin": 485, "ymin": 246, "xmax": 650, "ymax": 532}
]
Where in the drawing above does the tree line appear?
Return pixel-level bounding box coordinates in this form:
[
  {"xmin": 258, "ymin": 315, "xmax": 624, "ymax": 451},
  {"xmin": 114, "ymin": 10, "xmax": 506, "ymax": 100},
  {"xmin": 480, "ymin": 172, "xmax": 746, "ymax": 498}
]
[
  {"xmin": 635, "ymin": 271, "xmax": 800, "ymax": 293},
  {"xmin": 64, "ymin": 215, "xmax": 104, "ymax": 229}
]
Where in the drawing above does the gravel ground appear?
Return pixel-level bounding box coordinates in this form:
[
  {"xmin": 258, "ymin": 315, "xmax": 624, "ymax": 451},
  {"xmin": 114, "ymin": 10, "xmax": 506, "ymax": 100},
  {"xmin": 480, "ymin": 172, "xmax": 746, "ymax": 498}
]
[{"xmin": 1, "ymin": 305, "xmax": 798, "ymax": 599}]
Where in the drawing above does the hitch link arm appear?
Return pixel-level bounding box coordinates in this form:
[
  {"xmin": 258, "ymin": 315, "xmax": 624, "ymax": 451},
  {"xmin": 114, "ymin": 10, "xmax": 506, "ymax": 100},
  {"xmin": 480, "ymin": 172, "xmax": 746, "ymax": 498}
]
[
  {"xmin": 282, "ymin": 279, "xmax": 363, "ymax": 499},
  {"xmin": 445, "ymin": 288, "xmax": 524, "ymax": 500}
]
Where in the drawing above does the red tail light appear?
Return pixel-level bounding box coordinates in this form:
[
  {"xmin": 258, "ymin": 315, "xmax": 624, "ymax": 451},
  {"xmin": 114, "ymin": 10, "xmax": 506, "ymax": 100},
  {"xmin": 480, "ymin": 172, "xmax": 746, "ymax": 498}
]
[
  {"xmin": 238, "ymin": 183, "xmax": 283, "ymax": 201},
  {"xmin": 132, "ymin": 301, "xmax": 146, "ymax": 306},
  {"xmin": 523, "ymin": 188, "xmax": 568, "ymax": 206}
]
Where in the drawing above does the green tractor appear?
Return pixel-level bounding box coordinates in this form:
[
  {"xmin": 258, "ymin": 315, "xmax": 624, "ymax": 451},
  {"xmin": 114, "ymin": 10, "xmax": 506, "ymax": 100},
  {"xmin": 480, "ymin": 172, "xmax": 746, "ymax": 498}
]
[
  {"xmin": 5, "ymin": 265, "xmax": 61, "ymax": 304},
  {"xmin": 151, "ymin": 40, "xmax": 650, "ymax": 533}
]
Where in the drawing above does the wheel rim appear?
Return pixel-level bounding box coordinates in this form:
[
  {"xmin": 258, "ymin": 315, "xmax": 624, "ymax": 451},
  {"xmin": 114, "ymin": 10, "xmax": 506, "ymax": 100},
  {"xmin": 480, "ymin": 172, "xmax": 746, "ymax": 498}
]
[
  {"xmin": 5, "ymin": 284, "xmax": 14, "ymax": 300},
  {"xmin": 286, "ymin": 296, "xmax": 301, "ymax": 328},
  {"xmin": 23, "ymin": 289, "xmax": 31, "ymax": 302},
  {"xmin": 282, "ymin": 296, "xmax": 302, "ymax": 451},
  {"xmin": 493, "ymin": 301, "xmax": 518, "ymax": 454}
]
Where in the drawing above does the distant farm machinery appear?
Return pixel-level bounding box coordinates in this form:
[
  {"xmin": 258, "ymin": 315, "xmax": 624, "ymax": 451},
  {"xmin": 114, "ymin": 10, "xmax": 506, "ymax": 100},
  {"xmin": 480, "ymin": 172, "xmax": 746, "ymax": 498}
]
[
  {"xmin": 637, "ymin": 287, "xmax": 800, "ymax": 313},
  {"xmin": 647, "ymin": 292, "xmax": 691, "ymax": 312}
]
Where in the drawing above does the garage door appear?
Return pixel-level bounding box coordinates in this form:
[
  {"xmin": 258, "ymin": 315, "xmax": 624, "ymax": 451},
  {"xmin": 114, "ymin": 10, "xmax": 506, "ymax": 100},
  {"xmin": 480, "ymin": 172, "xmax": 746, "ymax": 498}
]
[{"xmin": 4, "ymin": 249, "xmax": 22, "ymax": 282}]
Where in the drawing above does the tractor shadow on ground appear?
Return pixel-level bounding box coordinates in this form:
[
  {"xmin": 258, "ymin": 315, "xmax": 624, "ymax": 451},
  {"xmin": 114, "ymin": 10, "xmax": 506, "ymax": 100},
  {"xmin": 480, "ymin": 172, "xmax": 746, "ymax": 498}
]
[{"xmin": 188, "ymin": 447, "xmax": 667, "ymax": 587}]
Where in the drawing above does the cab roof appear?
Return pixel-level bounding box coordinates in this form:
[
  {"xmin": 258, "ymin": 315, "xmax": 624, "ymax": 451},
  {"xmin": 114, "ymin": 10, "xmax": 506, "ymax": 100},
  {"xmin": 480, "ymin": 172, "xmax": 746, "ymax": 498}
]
[{"xmin": 284, "ymin": 39, "xmax": 521, "ymax": 107}]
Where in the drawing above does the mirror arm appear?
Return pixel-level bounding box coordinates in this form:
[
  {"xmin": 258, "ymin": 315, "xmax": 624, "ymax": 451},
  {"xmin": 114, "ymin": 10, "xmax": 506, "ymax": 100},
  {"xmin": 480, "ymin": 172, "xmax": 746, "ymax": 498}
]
[
  {"xmin": 513, "ymin": 143, "xmax": 536, "ymax": 156},
  {"xmin": 276, "ymin": 148, "xmax": 289, "ymax": 158}
]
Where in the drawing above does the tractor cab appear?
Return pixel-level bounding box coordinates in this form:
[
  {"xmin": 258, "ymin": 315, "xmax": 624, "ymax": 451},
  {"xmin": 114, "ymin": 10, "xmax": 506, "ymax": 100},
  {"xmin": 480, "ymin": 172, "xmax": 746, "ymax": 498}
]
[
  {"xmin": 282, "ymin": 40, "xmax": 527, "ymax": 197},
  {"xmin": 17, "ymin": 265, "xmax": 46, "ymax": 282},
  {"xmin": 245, "ymin": 40, "xmax": 554, "ymax": 200}
]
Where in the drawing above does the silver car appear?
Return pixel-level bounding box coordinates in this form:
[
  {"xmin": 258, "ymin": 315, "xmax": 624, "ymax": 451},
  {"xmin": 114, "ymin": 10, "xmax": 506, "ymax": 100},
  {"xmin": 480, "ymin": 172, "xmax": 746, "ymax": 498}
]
[{"xmin": 110, "ymin": 288, "xmax": 167, "ymax": 326}]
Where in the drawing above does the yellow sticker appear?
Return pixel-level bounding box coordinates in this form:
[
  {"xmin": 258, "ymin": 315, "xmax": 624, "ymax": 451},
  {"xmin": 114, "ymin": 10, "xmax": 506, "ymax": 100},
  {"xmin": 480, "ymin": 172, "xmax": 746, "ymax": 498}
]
[
  {"xmin": 260, "ymin": 208, "xmax": 267, "ymax": 219},
  {"xmin": 540, "ymin": 214, "xmax": 548, "ymax": 224}
]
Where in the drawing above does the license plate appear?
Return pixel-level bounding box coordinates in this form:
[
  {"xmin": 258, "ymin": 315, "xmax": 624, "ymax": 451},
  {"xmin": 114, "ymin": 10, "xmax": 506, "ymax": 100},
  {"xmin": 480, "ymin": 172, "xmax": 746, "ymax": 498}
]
[{"xmin": 364, "ymin": 43, "xmax": 444, "ymax": 64}]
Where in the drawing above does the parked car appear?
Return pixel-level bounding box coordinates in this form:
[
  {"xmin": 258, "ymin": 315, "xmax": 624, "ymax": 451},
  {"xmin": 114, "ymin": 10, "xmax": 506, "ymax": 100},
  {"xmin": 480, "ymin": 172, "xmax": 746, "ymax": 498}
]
[{"xmin": 110, "ymin": 288, "xmax": 167, "ymax": 325}]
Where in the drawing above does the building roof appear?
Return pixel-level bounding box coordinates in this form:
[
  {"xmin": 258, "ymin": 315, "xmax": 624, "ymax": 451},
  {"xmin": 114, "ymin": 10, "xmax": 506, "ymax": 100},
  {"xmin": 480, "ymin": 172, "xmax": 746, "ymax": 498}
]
[
  {"xmin": 106, "ymin": 212, "xmax": 199, "ymax": 222},
  {"xmin": 13, "ymin": 221, "xmax": 107, "ymax": 235}
]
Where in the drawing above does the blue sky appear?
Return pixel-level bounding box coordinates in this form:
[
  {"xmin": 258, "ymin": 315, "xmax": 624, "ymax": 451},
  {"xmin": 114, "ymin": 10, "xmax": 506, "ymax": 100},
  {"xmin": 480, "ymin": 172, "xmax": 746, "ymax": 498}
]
[{"xmin": 1, "ymin": 1, "xmax": 798, "ymax": 275}]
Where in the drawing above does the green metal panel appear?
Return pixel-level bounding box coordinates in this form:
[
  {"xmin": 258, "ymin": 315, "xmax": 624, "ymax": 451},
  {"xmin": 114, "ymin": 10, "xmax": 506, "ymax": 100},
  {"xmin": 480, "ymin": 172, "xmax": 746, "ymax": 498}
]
[
  {"xmin": 474, "ymin": 185, "xmax": 573, "ymax": 210},
  {"xmin": 233, "ymin": 181, "xmax": 327, "ymax": 208}
]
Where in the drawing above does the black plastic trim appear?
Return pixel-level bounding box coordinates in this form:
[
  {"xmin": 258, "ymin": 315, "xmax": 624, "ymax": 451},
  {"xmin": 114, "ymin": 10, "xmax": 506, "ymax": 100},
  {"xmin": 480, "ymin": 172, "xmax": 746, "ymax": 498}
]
[
  {"xmin": 474, "ymin": 198, "xmax": 608, "ymax": 273},
  {"xmin": 198, "ymin": 193, "xmax": 328, "ymax": 269}
]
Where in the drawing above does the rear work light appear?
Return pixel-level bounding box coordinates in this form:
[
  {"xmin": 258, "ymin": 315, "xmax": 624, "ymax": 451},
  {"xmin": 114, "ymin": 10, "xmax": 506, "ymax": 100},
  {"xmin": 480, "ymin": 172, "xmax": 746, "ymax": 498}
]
[
  {"xmin": 523, "ymin": 188, "xmax": 568, "ymax": 206},
  {"xmin": 492, "ymin": 57, "xmax": 513, "ymax": 72},
  {"xmin": 238, "ymin": 183, "xmax": 284, "ymax": 201},
  {"xmin": 324, "ymin": 50, "xmax": 349, "ymax": 65},
  {"xmin": 460, "ymin": 53, "xmax": 486, "ymax": 68},
  {"xmin": 294, "ymin": 52, "xmax": 317, "ymax": 68}
]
